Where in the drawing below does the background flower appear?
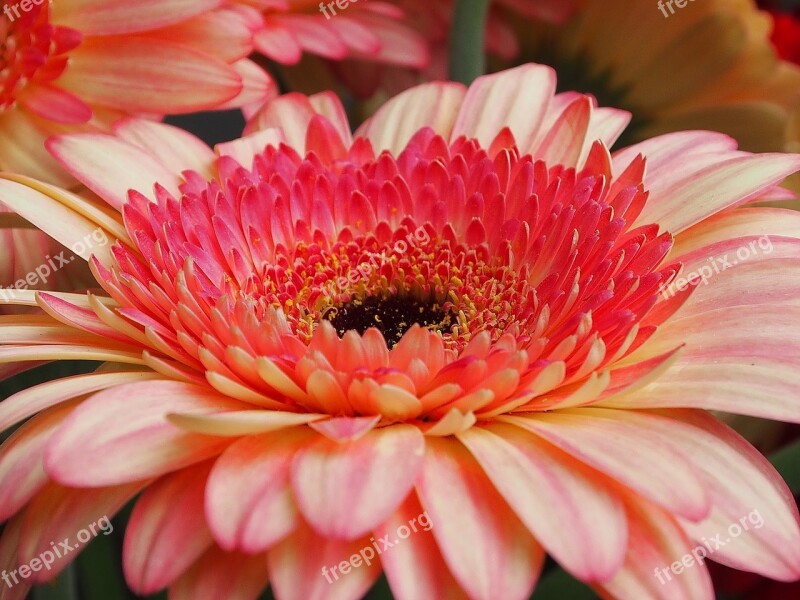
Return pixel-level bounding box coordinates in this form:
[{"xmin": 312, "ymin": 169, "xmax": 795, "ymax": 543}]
[
  {"xmin": 508, "ymin": 0, "xmax": 800, "ymax": 154},
  {"xmin": 0, "ymin": 0, "xmax": 273, "ymax": 186}
]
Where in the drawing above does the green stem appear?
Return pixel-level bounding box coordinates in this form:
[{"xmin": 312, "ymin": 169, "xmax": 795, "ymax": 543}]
[{"xmin": 448, "ymin": 0, "xmax": 492, "ymax": 85}]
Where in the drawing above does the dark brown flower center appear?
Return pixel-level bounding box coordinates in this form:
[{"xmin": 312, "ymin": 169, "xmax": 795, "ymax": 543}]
[{"xmin": 323, "ymin": 293, "xmax": 455, "ymax": 347}]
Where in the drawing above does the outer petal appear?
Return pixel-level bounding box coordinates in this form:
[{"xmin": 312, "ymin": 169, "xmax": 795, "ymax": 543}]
[
  {"xmin": 596, "ymin": 410, "xmax": 800, "ymax": 581},
  {"xmin": 610, "ymin": 306, "xmax": 800, "ymax": 421},
  {"xmin": 0, "ymin": 178, "xmax": 117, "ymax": 263},
  {"xmin": 377, "ymin": 492, "xmax": 467, "ymax": 600},
  {"xmin": 0, "ymin": 402, "xmax": 76, "ymax": 521},
  {"xmin": 123, "ymin": 462, "xmax": 214, "ymax": 595},
  {"xmin": 267, "ymin": 520, "xmax": 379, "ymax": 600},
  {"xmin": 205, "ymin": 428, "xmax": 313, "ymax": 553},
  {"xmin": 0, "ymin": 515, "xmax": 31, "ymax": 600},
  {"xmin": 597, "ymin": 498, "xmax": 714, "ymax": 600},
  {"xmin": 533, "ymin": 96, "xmax": 592, "ymax": 168},
  {"xmin": 44, "ymin": 381, "xmax": 248, "ymax": 486},
  {"xmin": 291, "ymin": 425, "xmax": 424, "ymax": 540},
  {"xmin": 355, "ymin": 83, "xmax": 467, "ymax": 155},
  {"xmin": 670, "ymin": 410, "xmax": 800, "ymax": 581},
  {"xmin": 47, "ymin": 133, "xmax": 182, "ymax": 210},
  {"xmin": 246, "ymin": 92, "xmax": 351, "ymax": 153},
  {"xmin": 18, "ymin": 482, "xmax": 144, "ymax": 582},
  {"xmin": 0, "ymin": 371, "xmax": 161, "ymax": 432},
  {"xmin": 667, "ymin": 206, "xmax": 800, "ymax": 259},
  {"xmin": 617, "ymin": 131, "xmax": 800, "ymax": 233},
  {"xmin": 415, "ymin": 437, "xmax": 544, "ymax": 600},
  {"xmin": 0, "ymin": 110, "xmax": 73, "ymax": 187},
  {"xmin": 346, "ymin": 11, "xmax": 429, "ymax": 67},
  {"xmin": 451, "ymin": 64, "xmax": 556, "ymax": 152},
  {"xmin": 59, "ymin": 38, "xmax": 242, "ymax": 113},
  {"xmin": 112, "ymin": 118, "xmax": 215, "ymax": 179},
  {"xmin": 457, "ymin": 423, "xmax": 628, "ymax": 582},
  {"xmin": 140, "ymin": 6, "xmax": 257, "ymax": 62},
  {"xmin": 499, "ymin": 410, "xmax": 709, "ymax": 521},
  {"xmin": 170, "ymin": 545, "xmax": 269, "ymax": 600},
  {"xmin": 18, "ymin": 85, "xmax": 92, "ymax": 125},
  {"xmin": 52, "ymin": 0, "xmax": 225, "ymax": 35}
]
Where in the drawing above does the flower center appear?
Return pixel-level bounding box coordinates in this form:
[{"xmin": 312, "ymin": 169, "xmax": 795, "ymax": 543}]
[{"xmin": 324, "ymin": 293, "xmax": 453, "ymax": 347}]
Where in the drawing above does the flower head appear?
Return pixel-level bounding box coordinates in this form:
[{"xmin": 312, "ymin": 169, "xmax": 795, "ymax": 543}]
[
  {"xmin": 0, "ymin": 0, "xmax": 273, "ymax": 185},
  {"xmin": 1, "ymin": 64, "xmax": 800, "ymax": 600}
]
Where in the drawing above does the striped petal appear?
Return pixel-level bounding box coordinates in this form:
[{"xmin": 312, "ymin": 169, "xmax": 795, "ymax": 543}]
[
  {"xmin": 0, "ymin": 515, "xmax": 30, "ymax": 600},
  {"xmin": 170, "ymin": 545, "xmax": 269, "ymax": 600},
  {"xmin": 669, "ymin": 410, "xmax": 800, "ymax": 581},
  {"xmin": 123, "ymin": 462, "xmax": 214, "ymax": 594},
  {"xmin": 44, "ymin": 381, "xmax": 248, "ymax": 486},
  {"xmin": 290, "ymin": 425, "xmax": 424, "ymax": 540},
  {"xmin": 17, "ymin": 482, "xmax": 143, "ymax": 582},
  {"xmin": 18, "ymin": 85, "xmax": 92, "ymax": 125},
  {"xmin": 355, "ymin": 83, "xmax": 467, "ymax": 155},
  {"xmin": 0, "ymin": 403, "xmax": 76, "ymax": 521},
  {"xmin": 614, "ymin": 138, "xmax": 800, "ymax": 234},
  {"xmin": 112, "ymin": 118, "xmax": 215, "ymax": 179},
  {"xmin": 416, "ymin": 437, "xmax": 544, "ymax": 600},
  {"xmin": 52, "ymin": 0, "xmax": 225, "ymax": 35},
  {"xmin": 377, "ymin": 492, "xmax": 467, "ymax": 600},
  {"xmin": 499, "ymin": 409, "xmax": 709, "ymax": 521},
  {"xmin": 267, "ymin": 520, "xmax": 379, "ymax": 600},
  {"xmin": 451, "ymin": 64, "xmax": 556, "ymax": 151},
  {"xmin": 597, "ymin": 498, "xmax": 714, "ymax": 600},
  {"xmin": 457, "ymin": 423, "xmax": 628, "ymax": 582},
  {"xmin": 0, "ymin": 371, "xmax": 160, "ymax": 432},
  {"xmin": 205, "ymin": 429, "xmax": 312, "ymax": 553},
  {"xmin": 0, "ymin": 178, "xmax": 117, "ymax": 263},
  {"xmin": 610, "ymin": 306, "xmax": 800, "ymax": 421},
  {"xmin": 59, "ymin": 38, "xmax": 242, "ymax": 113},
  {"xmin": 47, "ymin": 133, "xmax": 182, "ymax": 209}
]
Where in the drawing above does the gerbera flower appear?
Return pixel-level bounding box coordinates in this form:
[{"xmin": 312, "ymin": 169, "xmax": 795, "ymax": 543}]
[
  {"xmin": 0, "ymin": 0, "xmax": 273, "ymax": 186},
  {"xmin": 1, "ymin": 64, "xmax": 800, "ymax": 600}
]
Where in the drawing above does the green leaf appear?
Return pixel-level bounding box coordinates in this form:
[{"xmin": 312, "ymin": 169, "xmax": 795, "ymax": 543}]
[
  {"xmin": 770, "ymin": 437, "xmax": 800, "ymax": 496},
  {"xmin": 448, "ymin": 0, "xmax": 492, "ymax": 85},
  {"xmin": 531, "ymin": 567, "xmax": 597, "ymax": 600}
]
